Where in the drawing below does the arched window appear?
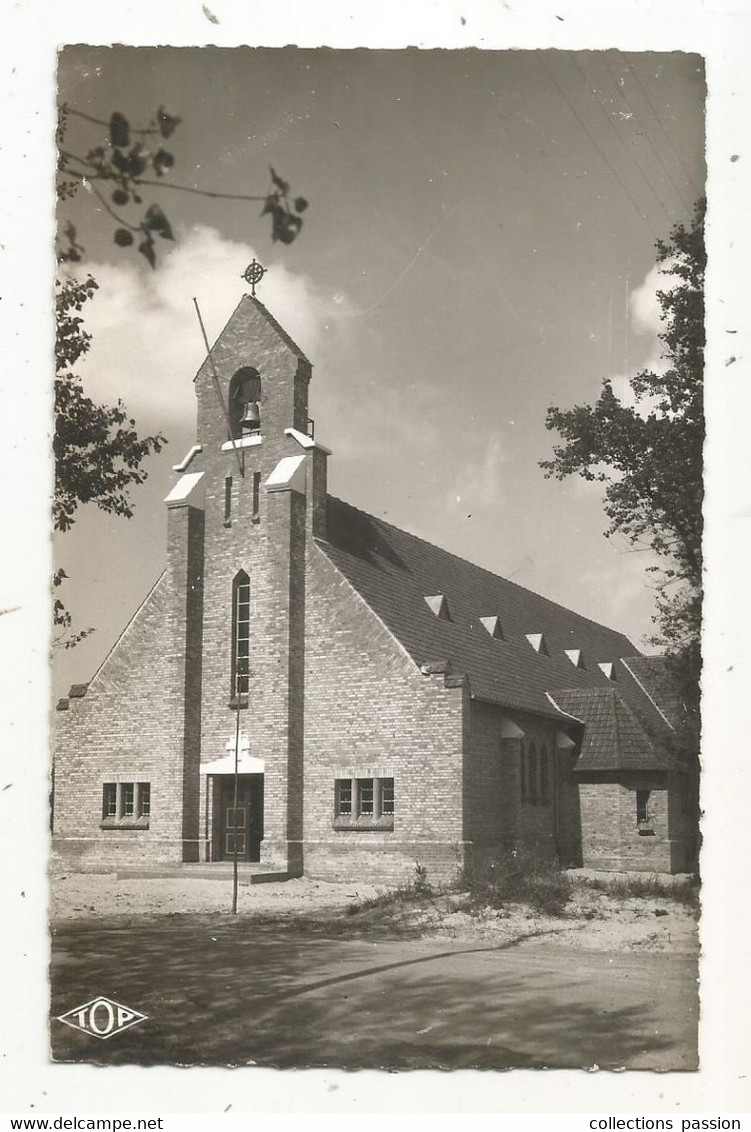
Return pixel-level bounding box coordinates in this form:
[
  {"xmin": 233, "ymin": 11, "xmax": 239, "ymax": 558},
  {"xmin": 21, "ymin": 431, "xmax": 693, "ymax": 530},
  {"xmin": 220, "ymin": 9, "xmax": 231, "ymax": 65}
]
[
  {"xmin": 229, "ymin": 368, "xmax": 262, "ymax": 439},
  {"xmin": 231, "ymin": 570, "xmax": 250, "ymax": 698}
]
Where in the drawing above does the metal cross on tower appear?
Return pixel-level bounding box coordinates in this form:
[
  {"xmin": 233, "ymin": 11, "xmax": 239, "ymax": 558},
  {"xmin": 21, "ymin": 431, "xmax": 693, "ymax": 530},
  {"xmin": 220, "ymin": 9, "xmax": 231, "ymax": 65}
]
[{"xmin": 242, "ymin": 258, "xmax": 266, "ymax": 297}]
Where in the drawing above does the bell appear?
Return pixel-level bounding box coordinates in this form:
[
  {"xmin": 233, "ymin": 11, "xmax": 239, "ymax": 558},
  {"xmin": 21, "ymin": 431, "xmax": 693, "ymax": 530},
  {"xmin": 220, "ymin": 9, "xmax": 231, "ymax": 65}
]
[{"xmin": 240, "ymin": 400, "xmax": 261, "ymax": 433}]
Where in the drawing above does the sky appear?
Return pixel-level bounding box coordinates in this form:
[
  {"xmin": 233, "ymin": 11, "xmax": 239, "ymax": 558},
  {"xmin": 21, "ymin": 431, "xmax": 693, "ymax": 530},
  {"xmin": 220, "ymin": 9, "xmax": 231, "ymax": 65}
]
[{"xmin": 54, "ymin": 46, "xmax": 705, "ymax": 697}]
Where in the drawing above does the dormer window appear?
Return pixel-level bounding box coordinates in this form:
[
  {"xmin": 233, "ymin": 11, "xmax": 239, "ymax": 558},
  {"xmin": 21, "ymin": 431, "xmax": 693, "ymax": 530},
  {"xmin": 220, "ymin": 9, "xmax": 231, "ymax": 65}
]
[
  {"xmin": 229, "ymin": 368, "xmax": 262, "ymax": 439},
  {"xmin": 424, "ymin": 594, "xmax": 451, "ymax": 621},
  {"xmin": 480, "ymin": 616, "xmax": 504, "ymax": 640},
  {"xmin": 564, "ymin": 649, "xmax": 584, "ymax": 668},
  {"xmin": 526, "ymin": 633, "xmax": 548, "ymax": 655}
]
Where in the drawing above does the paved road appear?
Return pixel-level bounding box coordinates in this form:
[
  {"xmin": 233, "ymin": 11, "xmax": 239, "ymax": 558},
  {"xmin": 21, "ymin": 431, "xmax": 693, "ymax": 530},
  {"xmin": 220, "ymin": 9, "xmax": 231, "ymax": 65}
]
[{"xmin": 50, "ymin": 919, "xmax": 698, "ymax": 1070}]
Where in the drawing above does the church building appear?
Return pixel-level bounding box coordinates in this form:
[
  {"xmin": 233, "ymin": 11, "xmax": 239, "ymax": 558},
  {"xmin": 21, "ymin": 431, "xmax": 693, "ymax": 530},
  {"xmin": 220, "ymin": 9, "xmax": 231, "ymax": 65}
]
[{"xmin": 52, "ymin": 290, "xmax": 698, "ymax": 881}]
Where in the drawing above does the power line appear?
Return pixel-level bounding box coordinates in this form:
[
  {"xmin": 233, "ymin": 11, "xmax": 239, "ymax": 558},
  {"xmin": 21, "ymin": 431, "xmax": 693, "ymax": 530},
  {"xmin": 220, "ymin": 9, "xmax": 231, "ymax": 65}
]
[
  {"xmin": 620, "ymin": 60, "xmax": 704, "ymax": 201},
  {"xmin": 571, "ymin": 55, "xmax": 677, "ymax": 233},
  {"xmin": 596, "ymin": 54, "xmax": 696, "ymax": 215},
  {"xmin": 539, "ymin": 56, "xmax": 661, "ymax": 242}
]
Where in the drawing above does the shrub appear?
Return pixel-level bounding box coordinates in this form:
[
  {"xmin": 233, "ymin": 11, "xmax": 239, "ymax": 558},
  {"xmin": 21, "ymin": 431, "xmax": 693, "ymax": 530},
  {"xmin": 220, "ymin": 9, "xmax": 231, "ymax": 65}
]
[
  {"xmin": 413, "ymin": 862, "xmax": 431, "ymax": 895},
  {"xmin": 462, "ymin": 849, "xmax": 572, "ymax": 917},
  {"xmin": 344, "ymin": 865, "xmax": 433, "ymax": 917}
]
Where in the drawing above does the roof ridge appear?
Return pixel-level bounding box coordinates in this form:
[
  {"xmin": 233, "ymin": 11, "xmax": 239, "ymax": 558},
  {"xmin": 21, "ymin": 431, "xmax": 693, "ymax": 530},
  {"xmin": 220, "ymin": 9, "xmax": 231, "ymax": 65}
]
[
  {"xmin": 620, "ymin": 656, "xmax": 675, "ymax": 731},
  {"xmin": 86, "ymin": 570, "xmax": 167, "ymax": 690},
  {"xmin": 611, "ymin": 685, "xmax": 622, "ymax": 752},
  {"xmin": 192, "ymin": 295, "xmax": 310, "ymax": 384},
  {"xmin": 325, "ymin": 495, "xmax": 639, "ymax": 646},
  {"xmin": 248, "ymin": 295, "xmax": 311, "ymax": 362}
]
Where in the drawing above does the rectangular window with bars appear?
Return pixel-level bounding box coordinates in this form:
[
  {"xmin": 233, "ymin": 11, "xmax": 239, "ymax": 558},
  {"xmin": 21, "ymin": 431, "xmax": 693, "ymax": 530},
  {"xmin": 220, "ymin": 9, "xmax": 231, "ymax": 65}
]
[
  {"xmin": 102, "ymin": 782, "xmax": 151, "ymax": 825},
  {"xmin": 334, "ymin": 777, "xmax": 394, "ymax": 825},
  {"xmin": 636, "ymin": 789, "xmax": 651, "ymax": 826},
  {"xmin": 102, "ymin": 783, "xmax": 117, "ymax": 818},
  {"xmin": 138, "ymin": 782, "xmax": 150, "ymax": 818},
  {"xmin": 357, "ymin": 778, "xmax": 374, "ymax": 815},
  {"xmin": 335, "ymin": 779, "xmax": 352, "ymax": 816}
]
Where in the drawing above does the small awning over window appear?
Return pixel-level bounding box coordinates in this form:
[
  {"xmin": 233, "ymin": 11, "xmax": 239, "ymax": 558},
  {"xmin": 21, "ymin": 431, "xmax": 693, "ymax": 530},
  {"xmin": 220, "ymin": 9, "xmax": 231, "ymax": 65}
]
[{"xmin": 201, "ymin": 754, "xmax": 265, "ymax": 775}]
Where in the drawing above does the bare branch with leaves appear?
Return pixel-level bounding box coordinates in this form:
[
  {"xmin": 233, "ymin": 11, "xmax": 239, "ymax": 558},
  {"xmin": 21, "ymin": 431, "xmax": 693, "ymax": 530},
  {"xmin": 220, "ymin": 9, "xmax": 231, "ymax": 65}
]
[{"xmin": 57, "ymin": 104, "xmax": 309, "ymax": 266}]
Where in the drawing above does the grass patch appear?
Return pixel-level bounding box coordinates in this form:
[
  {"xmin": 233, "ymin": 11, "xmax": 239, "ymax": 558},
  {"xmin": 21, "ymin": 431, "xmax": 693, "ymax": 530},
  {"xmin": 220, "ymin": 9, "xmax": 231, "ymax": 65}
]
[
  {"xmin": 582, "ymin": 874, "xmax": 699, "ymax": 907},
  {"xmin": 462, "ymin": 852, "xmax": 572, "ymax": 918},
  {"xmin": 345, "ymin": 863, "xmax": 436, "ymax": 917}
]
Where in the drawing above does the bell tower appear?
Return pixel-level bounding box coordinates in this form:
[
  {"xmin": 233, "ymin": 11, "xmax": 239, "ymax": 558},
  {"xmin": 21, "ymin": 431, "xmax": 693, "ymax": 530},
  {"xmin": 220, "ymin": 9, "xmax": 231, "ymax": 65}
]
[{"xmin": 167, "ymin": 276, "xmax": 326, "ymax": 874}]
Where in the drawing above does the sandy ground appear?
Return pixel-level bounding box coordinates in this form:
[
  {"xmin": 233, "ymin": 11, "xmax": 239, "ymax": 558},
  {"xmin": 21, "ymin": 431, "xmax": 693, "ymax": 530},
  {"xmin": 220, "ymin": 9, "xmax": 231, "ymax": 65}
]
[
  {"xmin": 49, "ymin": 872, "xmax": 382, "ymax": 919},
  {"xmin": 49, "ymin": 870, "xmax": 699, "ymax": 954}
]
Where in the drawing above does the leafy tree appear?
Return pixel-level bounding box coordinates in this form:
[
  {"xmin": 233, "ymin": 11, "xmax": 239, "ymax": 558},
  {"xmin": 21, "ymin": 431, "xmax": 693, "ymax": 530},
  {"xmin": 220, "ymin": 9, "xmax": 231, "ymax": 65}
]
[
  {"xmin": 54, "ymin": 104, "xmax": 308, "ymax": 646},
  {"xmin": 540, "ymin": 201, "xmax": 705, "ymax": 737},
  {"xmin": 53, "ymin": 273, "xmax": 166, "ymax": 648}
]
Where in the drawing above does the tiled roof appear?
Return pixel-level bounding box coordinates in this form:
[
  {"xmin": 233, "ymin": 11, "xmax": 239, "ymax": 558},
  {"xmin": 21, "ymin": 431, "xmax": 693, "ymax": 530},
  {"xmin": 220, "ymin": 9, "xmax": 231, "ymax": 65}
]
[
  {"xmin": 621, "ymin": 655, "xmax": 687, "ymax": 731},
  {"xmin": 318, "ymin": 497, "xmax": 673, "ymax": 742},
  {"xmin": 548, "ymin": 688, "xmax": 675, "ymax": 772}
]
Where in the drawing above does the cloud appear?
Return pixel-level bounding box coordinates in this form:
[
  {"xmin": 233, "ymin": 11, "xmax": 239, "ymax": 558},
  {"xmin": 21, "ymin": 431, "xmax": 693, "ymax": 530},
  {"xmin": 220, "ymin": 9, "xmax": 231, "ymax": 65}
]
[
  {"xmin": 68, "ymin": 225, "xmax": 328, "ymax": 435},
  {"xmin": 447, "ymin": 435, "xmax": 505, "ymax": 510},
  {"xmin": 629, "ymin": 261, "xmax": 667, "ymax": 338},
  {"xmin": 607, "ymin": 259, "xmax": 678, "ymax": 415},
  {"xmin": 628, "ymin": 257, "xmax": 677, "ymax": 373}
]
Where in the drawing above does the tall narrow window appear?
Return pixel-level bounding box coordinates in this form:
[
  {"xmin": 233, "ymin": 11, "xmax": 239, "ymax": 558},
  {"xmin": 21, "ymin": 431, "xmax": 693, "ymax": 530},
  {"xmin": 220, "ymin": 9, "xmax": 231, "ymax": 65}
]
[
  {"xmin": 231, "ymin": 570, "xmax": 250, "ymax": 698},
  {"xmin": 251, "ymin": 471, "xmax": 261, "ymax": 523},
  {"xmin": 528, "ymin": 742, "xmax": 538, "ymax": 804},
  {"xmin": 636, "ymin": 789, "xmax": 650, "ymax": 825},
  {"xmin": 520, "ymin": 744, "xmax": 527, "ymax": 803},
  {"xmin": 357, "ymin": 778, "xmax": 375, "ymax": 816},
  {"xmin": 540, "ymin": 746, "xmax": 550, "ymax": 805},
  {"xmin": 380, "ymin": 778, "xmax": 395, "ymax": 816},
  {"xmin": 138, "ymin": 783, "xmax": 151, "ymax": 818},
  {"xmin": 102, "ymin": 783, "xmax": 117, "ymax": 818},
  {"xmin": 224, "ymin": 476, "xmax": 233, "ymax": 525},
  {"xmin": 335, "ymin": 779, "xmax": 352, "ymax": 816},
  {"xmin": 122, "ymin": 783, "xmax": 135, "ymax": 817}
]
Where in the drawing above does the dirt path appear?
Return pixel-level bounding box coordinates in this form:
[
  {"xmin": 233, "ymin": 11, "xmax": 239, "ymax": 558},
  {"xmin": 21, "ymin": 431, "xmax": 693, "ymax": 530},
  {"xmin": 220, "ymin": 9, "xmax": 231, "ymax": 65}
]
[{"xmin": 49, "ymin": 871, "xmax": 699, "ymax": 954}]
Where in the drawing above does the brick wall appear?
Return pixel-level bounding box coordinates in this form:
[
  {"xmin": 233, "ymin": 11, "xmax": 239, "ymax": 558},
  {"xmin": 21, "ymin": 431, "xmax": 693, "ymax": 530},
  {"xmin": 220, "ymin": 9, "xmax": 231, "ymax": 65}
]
[
  {"xmin": 52, "ymin": 576, "xmax": 184, "ymax": 869},
  {"xmin": 302, "ymin": 543, "xmax": 467, "ymax": 884},
  {"xmin": 578, "ymin": 772, "xmax": 676, "ymax": 872},
  {"xmin": 464, "ymin": 703, "xmax": 562, "ymax": 875}
]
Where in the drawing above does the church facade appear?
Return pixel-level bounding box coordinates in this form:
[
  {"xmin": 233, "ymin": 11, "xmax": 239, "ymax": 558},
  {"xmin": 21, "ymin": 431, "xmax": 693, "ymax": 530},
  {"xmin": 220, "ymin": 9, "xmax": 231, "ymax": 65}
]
[{"xmin": 52, "ymin": 295, "xmax": 698, "ymax": 881}]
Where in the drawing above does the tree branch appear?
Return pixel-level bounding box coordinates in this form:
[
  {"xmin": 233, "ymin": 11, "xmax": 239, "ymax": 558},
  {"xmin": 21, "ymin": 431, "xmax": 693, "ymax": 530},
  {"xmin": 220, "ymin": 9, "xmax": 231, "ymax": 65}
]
[
  {"xmin": 86, "ymin": 179, "xmax": 143, "ymax": 231},
  {"xmin": 66, "ymin": 105, "xmax": 157, "ymax": 136}
]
